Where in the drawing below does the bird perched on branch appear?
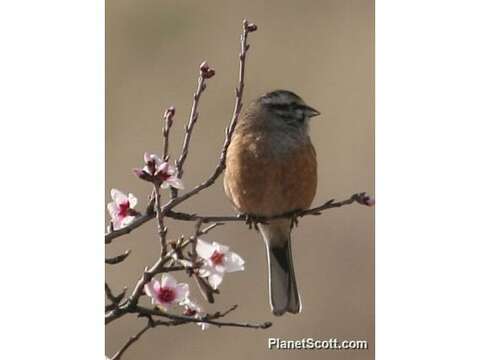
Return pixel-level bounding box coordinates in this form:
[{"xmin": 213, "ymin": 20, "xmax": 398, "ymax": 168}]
[{"xmin": 224, "ymin": 90, "xmax": 319, "ymax": 315}]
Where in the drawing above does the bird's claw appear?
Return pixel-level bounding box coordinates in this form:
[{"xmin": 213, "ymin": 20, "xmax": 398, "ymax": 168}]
[
  {"xmin": 243, "ymin": 214, "xmax": 260, "ymax": 230},
  {"xmin": 291, "ymin": 211, "xmax": 302, "ymax": 229}
]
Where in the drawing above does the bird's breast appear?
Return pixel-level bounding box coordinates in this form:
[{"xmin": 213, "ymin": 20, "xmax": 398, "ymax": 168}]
[{"xmin": 224, "ymin": 130, "xmax": 317, "ymax": 217}]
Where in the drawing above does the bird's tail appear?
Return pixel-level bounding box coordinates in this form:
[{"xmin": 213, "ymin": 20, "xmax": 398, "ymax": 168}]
[{"xmin": 258, "ymin": 219, "xmax": 301, "ymax": 316}]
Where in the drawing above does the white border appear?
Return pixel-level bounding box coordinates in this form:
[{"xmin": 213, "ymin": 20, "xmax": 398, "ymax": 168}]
[
  {"xmin": 0, "ymin": 0, "xmax": 104, "ymax": 358},
  {"xmin": 1, "ymin": 0, "xmax": 479, "ymax": 358},
  {"xmin": 377, "ymin": 1, "xmax": 480, "ymax": 358}
]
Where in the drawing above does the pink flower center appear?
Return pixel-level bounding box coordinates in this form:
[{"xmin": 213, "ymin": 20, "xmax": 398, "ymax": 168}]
[
  {"xmin": 146, "ymin": 160, "xmax": 157, "ymax": 175},
  {"xmin": 184, "ymin": 307, "xmax": 197, "ymax": 316},
  {"xmin": 157, "ymin": 287, "xmax": 176, "ymax": 303},
  {"xmin": 158, "ymin": 170, "xmax": 171, "ymax": 181},
  {"xmin": 118, "ymin": 201, "xmax": 130, "ymax": 218},
  {"xmin": 210, "ymin": 250, "xmax": 225, "ymax": 266}
]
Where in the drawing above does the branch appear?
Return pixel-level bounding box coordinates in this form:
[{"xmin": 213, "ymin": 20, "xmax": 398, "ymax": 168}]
[
  {"xmin": 105, "ymin": 210, "xmax": 154, "ymax": 244},
  {"xmin": 105, "ymin": 283, "xmax": 127, "ymax": 312},
  {"xmin": 110, "ymin": 322, "xmax": 151, "ymax": 360},
  {"xmin": 162, "ymin": 106, "xmax": 175, "ymax": 161},
  {"xmin": 105, "ymin": 250, "xmax": 131, "ymax": 265},
  {"xmin": 105, "ymin": 192, "xmax": 374, "ymax": 244},
  {"xmin": 135, "ymin": 305, "xmax": 271, "ymax": 329},
  {"xmin": 169, "ymin": 192, "xmax": 375, "ymax": 223},
  {"xmin": 154, "ymin": 183, "xmax": 168, "ymax": 256},
  {"xmin": 175, "ymin": 61, "xmax": 215, "ymax": 181}
]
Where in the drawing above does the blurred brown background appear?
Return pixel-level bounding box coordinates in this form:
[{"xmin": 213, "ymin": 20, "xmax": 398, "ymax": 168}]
[{"xmin": 106, "ymin": 0, "xmax": 374, "ymax": 359}]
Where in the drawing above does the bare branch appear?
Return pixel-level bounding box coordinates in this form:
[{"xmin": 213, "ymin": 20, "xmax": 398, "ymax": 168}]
[
  {"xmin": 110, "ymin": 322, "xmax": 151, "ymax": 360},
  {"xmin": 105, "ymin": 283, "xmax": 127, "ymax": 309},
  {"xmin": 175, "ymin": 61, "xmax": 215, "ymax": 183},
  {"xmin": 135, "ymin": 305, "xmax": 271, "ymax": 329},
  {"xmin": 154, "ymin": 183, "xmax": 168, "ymax": 256},
  {"xmin": 105, "ymin": 250, "xmax": 131, "ymax": 265},
  {"xmin": 162, "ymin": 106, "xmax": 175, "ymax": 161}
]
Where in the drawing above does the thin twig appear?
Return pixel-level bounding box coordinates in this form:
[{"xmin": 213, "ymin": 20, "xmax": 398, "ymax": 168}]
[
  {"xmin": 175, "ymin": 62, "xmax": 214, "ymax": 184},
  {"xmin": 105, "ymin": 250, "xmax": 131, "ymax": 265},
  {"xmin": 198, "ymin": 222, "xmax": 224, "ymax": 235},
  {"xmin": 135, "ymin": 305, "xmax": 271, "ymax": 329},
  {"xmin": 105, "ymin": 283, "xmax": 127, "ymax": 306},
  {"xmin": 154, "ymin": 183, "xmax": 168, "ymax": 256},
  {"xmin": 110, "ymin": 323, "xmax": 151, "ymax": 360},
  {"xmin": 162, "ymin": 106, "xmax": 175, "ymax": 161}
]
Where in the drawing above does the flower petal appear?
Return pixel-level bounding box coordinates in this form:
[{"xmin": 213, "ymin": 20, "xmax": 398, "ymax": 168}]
[
  {"xmin": 208, "ymin": 272, "xmax": 224, "ymax": 290},
  {"xmin": 144, "ymin": 152, "xmax": 151, "ymax": 163},
  {"xmin": 111, "ymin": 218, "xmax": 122, "ymax": 231},
  {"xmin": 107, "ymin": 202, "xmax": 119, "ymax": 219},
  {"xmin": 198, "ymin": 265, "xmax": 212, "ymax": 278},
  {"xmin": 198, "ymin": 321, "xmax": 210, "ymax": 331},
  {"xmin": 161, "ymin": 273, "xmax": 177, "ymax": 288},
  {"xmin": 144, "ymin": 280, "xmax": 160, "ymax": 304},
  {"xmin": 128, "ymin": 193, "xmax": 138, "ymax": 208},
  {"xmin": 174, "ymin": 283, "xmax": 190, "ymax": 303},
  {"xmin": 158, "ymin": 162, "xmax": 168, "ymax": 173},
  {"xmin": 166, "ymin": 177, "xmax": 184, "ymax": 190},
  {"xmin": 152, "ymin": 279, "xmax": 161, "ymax": 293},
  {"xmin": 151, "ymin": 154, "xmax": 163, "ymax": 167},
  {"xmin": 111, "ymin": 188, "xmax": 127, "ymax": 205},
  {"xmin": 196, "ymin": 239, "xmax": 215, "ymax": 259},
  {"xmin": 213, "ymin": 241, "xmax": 230, "ymax": 253},
  {"xmin": 224, "ymin": 252, "xmax": 245, "ymax": 272}
]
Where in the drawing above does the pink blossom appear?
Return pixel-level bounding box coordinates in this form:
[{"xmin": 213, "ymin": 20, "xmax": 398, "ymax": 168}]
[
  {"xmin": 182, "ymin": 299, "xmax": 209, "ymax": 331},
  {"xmin": 143, "ymin": 274, "xmax": 189, "ymax": 310},
  {"xmin": 133, "ymin": 153, "xmax": 184, "ymax": 189},
  {"xmin": 107, "ymin": 189, "xmax": 138, "ymax": 230},
  {"xmin": 196, "ymin": 239, "xmax": 245, "ymax": 289}
]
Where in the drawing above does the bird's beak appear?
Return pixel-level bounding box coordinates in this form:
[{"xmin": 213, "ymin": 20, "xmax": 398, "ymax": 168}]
[{"xmin": 303, "ymin": 105, "xmax": 321, "ymax": 118}]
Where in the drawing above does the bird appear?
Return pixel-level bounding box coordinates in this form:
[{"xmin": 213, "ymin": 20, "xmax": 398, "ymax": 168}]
[{"xmin": 224, "ymin": 90, "xmax": 319, "ymax": 316}]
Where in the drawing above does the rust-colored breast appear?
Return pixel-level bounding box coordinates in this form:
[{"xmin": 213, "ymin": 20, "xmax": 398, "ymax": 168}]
[{"xmin": 224, "ymin": 132, "xmax": 317, "ymax": 217}]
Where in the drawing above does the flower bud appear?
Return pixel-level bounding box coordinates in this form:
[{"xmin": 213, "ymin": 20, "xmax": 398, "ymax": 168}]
[{"xmin": 199, "ymin": 61, "xmax": 215, "ymax": 79}]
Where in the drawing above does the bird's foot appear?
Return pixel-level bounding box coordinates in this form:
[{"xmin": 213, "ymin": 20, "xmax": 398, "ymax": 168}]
[
  {"xmin": 242, "ymin": 214, "xmax": 261, "ymax": 230},
  {"xmin": 290, "ymin": 210, "xmax": 302, "ymax": 229}
]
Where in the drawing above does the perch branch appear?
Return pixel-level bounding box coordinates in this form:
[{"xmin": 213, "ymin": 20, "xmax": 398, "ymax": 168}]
[{"xmin": 105, "ymin": 192, "xmax": 374, "ymax": 243}]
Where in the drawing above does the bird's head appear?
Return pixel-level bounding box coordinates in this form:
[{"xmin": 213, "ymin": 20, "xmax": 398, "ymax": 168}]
[{"xmin": 257, "ymin": 90, "xmax": 320, "ymax": 131}]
